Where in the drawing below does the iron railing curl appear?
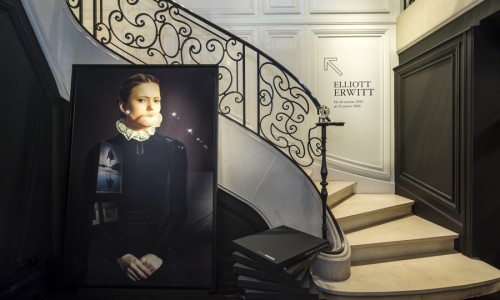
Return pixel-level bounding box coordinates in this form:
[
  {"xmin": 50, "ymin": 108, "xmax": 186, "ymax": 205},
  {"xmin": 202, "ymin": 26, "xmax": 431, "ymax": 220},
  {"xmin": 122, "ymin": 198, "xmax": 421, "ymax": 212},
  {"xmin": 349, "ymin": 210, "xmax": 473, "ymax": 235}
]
[{"xmin": 67, "ymin": 0, "xmax": 327, "ymax": 168}]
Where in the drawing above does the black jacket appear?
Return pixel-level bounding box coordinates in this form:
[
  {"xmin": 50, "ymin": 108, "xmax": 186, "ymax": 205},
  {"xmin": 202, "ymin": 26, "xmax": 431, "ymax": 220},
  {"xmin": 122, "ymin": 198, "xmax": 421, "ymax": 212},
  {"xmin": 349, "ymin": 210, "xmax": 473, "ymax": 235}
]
[{"xmin": 84, "ymin": 133, "xmax": 188, "ymax": 264}]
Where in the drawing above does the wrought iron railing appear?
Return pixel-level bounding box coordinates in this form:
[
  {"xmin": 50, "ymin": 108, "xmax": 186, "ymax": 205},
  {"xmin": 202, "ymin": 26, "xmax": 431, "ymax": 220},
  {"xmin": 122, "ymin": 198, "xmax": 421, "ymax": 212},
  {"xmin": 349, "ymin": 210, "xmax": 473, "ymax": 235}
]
[
  {"xmin": 66, "ymin": 0, "xmax": 325, "ymax": 167},
  {"xmin": 66, "ymin": 0, "xmax": 345, "ymax": 253}
]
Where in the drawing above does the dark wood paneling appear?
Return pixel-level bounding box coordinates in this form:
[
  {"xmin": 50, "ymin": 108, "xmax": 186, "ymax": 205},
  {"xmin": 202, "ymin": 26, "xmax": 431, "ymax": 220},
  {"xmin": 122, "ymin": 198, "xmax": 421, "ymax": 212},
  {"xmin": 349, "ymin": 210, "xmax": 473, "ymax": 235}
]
[
  {"xmin": 395, "ymin": 36, "xmax": 464, "ymax": 239},
  {"xmin": 401, "ymin": 52, "xmax": 455, "ymax": 201},
  {"xmin": 0, "ymin": 0, "xmax": 69, "ymax": 297},
  {"xmin": 396, "ymin": 4, "xmax": 500, "ymax": 268},
  {"xmin": 470, "ymin": 21, "xmax": 500, "ymax": 267}
]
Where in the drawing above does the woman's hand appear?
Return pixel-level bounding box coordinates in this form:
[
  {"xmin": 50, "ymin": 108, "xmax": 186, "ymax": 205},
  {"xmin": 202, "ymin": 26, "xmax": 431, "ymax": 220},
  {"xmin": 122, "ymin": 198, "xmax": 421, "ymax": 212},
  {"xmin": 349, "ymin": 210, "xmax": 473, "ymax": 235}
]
[
  {"xmin": 140, "ymin": 253, "xmax": 163, "ymax": 274},
  {"xmin": 117, "ymin": 253, "xmax": 152, "ymax": 281}
]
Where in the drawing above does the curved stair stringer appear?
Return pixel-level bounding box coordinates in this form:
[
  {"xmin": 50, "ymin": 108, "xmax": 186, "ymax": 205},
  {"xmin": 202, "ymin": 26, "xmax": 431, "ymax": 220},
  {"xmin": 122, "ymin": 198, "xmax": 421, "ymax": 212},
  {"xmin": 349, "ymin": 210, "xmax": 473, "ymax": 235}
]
[{"xmin": 218, "ymin": 116, "xmax": 351, "ymax": 281}]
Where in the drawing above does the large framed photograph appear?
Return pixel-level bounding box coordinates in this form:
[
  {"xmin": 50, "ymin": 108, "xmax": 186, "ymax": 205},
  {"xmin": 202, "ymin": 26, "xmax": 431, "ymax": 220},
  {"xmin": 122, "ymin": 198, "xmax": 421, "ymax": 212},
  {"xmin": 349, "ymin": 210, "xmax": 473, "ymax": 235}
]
[{"xmin": 63, "ymin": 65, "xmax": 218, "ymax": 291}]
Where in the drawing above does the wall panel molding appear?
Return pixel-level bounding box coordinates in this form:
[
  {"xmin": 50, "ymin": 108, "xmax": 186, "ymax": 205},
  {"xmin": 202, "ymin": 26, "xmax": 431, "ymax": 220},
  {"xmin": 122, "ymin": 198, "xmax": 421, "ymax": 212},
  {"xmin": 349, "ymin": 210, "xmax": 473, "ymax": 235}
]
[
  {"xmin": 263, "ymin": 0, "xmax": 302, "ymax": 15},
  {"xmin": 396, "ymin": 48, "xmax": 460, "ymax": 210},
  {"xmin": 309, "ymin": 26, "xmax": 394, "ymax": 181},
  {"xmin": 309, "ymin": 0, "xmax": 391, "ymax": 14},
  {"xmin": 395, "ymin": 35, "xmax": 464, "ymax": 235},
  {"xmin": 176, "ymin": 0, "xmax": 257, "ymax": 16},
  {"xmin": 262, "ymin": 27, "xmax": 305, "ymax": 76},
  {"xmin": 226, "ymin": 26, "xmax": 259, "ymax": 44},
  {"xmin": 178, "ymin": 0, "xmax": 399, "ymax": 25}
]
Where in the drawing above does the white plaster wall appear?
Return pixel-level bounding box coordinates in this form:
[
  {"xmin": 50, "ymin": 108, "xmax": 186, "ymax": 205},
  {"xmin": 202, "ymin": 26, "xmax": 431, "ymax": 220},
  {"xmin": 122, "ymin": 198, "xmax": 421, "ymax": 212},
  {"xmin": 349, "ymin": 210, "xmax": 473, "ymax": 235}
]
[{"xmin": 396, "ymin": 0, "xmax": 484, "ymax": 53}]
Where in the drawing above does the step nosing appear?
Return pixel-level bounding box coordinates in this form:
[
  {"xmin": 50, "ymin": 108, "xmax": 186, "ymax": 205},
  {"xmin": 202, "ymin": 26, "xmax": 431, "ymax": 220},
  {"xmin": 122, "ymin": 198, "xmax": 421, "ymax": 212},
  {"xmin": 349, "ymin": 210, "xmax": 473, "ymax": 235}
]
[
  {"xmin": 341, "ymin": 214, "xmax": 457, "ymax": 227},
  {"xmin": 349, "ymin": 235, "xmax": 458, "ymax": 248},
  {"xmin": 314, "ymin": 253, "xmax": 500, "ymax": 294},
  {"xmin": 348, "ymin": 230, "xmax": 459, "ymax": 242},
  {"xmin": 334, "ymin": 204, "xmax": 412, "ymax": 219},
  {"xmin": 316, "ymin": 279, "xmax": 500, "ymax": 297}
]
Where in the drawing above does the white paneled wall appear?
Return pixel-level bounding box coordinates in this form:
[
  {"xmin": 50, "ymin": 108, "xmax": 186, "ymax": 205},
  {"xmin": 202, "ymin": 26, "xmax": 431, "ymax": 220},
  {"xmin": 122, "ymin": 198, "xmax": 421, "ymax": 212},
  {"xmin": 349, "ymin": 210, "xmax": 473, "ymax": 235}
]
[
  {"xmin": 263, "ymin": 0, "xmax": 303, "ymax": 15},
  {"xmin": 178, "ymin": 0, "xmax": 257, "ymax": 15},
  {"xmin": 24, "ymin": 0, "xmax": 401, "ymax": 193},
  {"xmin": 309, "ymin": 25, "xmax": 394, "ymax": 181},
  {"xmin": 176, "ymin": 0, "xmax": 400, "ymax": 192},
  {"xmin": 308, "ymin": 0, "xmax": 392, "ymax": 14},
  {"xmin": 262, "ymin": 27, "xmax": 305, "ymax": 76}
]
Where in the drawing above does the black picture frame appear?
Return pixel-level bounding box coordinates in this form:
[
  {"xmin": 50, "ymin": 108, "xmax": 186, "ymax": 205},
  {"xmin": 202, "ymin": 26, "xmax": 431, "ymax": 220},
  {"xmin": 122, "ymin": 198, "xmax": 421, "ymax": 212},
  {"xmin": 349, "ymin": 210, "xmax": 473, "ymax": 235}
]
[
  {"xmin": 404, "ymin": 0, "xmax": 416, "ymax": 10},
  {"xmin": 62, "ymin": 64, "xmax": 218, "ymax": 292}
]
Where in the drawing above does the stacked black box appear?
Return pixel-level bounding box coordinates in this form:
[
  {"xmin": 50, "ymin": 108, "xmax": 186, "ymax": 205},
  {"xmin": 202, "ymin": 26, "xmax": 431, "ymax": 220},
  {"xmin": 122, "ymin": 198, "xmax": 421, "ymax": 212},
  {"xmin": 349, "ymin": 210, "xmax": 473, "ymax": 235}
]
[{"xmin": 232, "ymin": 226, "xmax": 329, "ymax": 300}]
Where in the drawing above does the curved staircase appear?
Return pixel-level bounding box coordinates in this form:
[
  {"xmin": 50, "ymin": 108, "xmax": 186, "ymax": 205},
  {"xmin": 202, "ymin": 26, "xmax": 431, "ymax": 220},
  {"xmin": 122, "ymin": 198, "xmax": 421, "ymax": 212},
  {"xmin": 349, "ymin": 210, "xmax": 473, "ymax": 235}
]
[
  {"xmin": 312, "ymin": 181, "xmax": 500, "ymax": 300},
  {"xmin": 26, "ymin": 2, "xmax": 499, "ymax": 298}
]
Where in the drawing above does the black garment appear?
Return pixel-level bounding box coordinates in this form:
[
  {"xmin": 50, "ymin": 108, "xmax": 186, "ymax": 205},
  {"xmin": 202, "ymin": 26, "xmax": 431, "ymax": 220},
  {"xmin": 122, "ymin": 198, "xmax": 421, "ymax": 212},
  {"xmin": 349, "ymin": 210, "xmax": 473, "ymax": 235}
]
[{"xmin": 83, "ymin": 133, "xmax": 188, "ymax": 286}]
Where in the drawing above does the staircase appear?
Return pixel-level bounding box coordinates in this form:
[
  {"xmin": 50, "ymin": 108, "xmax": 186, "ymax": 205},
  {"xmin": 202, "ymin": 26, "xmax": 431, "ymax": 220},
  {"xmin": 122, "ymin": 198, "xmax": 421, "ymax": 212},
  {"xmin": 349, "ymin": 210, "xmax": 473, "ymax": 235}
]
[
  {"xmin": 30, "ymin": 2, "xmax": 499, "ymax": 298},
  {"xmin": 312, "ymin": 181, "xmax": 500, "ymax": 300}
]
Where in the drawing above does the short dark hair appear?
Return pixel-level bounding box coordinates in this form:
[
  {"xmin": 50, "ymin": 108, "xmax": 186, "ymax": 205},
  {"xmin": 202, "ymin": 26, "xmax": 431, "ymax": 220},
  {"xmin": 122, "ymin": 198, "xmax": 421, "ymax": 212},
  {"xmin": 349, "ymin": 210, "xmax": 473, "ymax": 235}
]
[{"xmin": 117, "ymin": 73, "xmax": 160, "ymax": 105}]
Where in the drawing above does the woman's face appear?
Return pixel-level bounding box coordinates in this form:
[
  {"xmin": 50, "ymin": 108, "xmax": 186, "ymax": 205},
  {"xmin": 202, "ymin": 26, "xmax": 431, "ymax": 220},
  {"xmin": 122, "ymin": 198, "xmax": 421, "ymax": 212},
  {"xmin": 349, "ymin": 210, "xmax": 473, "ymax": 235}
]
[{"xmin": 120, "ymin": 82, "xmax": 163, "ymax": 131}]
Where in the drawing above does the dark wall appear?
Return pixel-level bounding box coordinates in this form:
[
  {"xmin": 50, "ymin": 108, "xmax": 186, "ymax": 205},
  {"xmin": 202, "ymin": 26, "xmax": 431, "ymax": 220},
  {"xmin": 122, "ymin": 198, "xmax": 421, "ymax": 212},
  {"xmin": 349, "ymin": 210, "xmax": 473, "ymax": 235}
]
[
  {"xmin": 471, "ymin": 20, "xmax": 500, "ymax": 268},
  {"xmin": 395, "ymin": 34, "xmax": 464, "ymax": 240},
  {"xmin": 395, "ymin": 2, "xmax": 500, "ymax": 267},
  {"xmin": 0, "ymin": 0, "xmax": 70, "ymax": 298},
  {"xmin": 215, "ymin": 189, "xmax": 268, "ymax": 294}
]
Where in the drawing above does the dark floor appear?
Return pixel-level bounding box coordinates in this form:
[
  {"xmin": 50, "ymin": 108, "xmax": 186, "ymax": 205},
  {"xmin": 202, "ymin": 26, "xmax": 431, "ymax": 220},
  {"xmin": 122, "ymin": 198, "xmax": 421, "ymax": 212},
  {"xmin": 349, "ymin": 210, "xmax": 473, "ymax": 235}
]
[
  {"xmin": 478, "ymin": 291, "xmax": 500, "ymax": 300},
  {"xmin": 43, "ymin": 296, "xmax": 238, "ymax": 300},
  {"xmin": 40, "ymin": 290, "xmax": 240, "ymax": 300},
  {"xmin": 39, "ymin": 290, "xmax": 499, "ymax": 300},
  {"xmin": 39, "ymin": 288, "xmax": 241, "ymax": 300}
]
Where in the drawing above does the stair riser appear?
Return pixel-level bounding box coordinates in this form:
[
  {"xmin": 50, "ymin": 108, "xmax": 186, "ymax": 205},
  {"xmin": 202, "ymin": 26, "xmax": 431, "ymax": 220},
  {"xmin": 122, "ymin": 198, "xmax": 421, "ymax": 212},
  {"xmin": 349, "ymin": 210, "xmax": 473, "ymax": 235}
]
[
  {"xmin": 350, "ymin": 239, "xmax": 456, "ymax": 263},
  {"xmin": 314, "ymin": 251, "xmax": 500, "ymax": 299},
  {"xmin": 320, "ymin": 281, "xmax": 500, "ymax": 300},
  {"xmin": 337, "ymin": 205, "xmax": 412, "ymax": 233},
  {"xmin": 327, "ymin": 187, "xmax": 354, "ymax": 207}
]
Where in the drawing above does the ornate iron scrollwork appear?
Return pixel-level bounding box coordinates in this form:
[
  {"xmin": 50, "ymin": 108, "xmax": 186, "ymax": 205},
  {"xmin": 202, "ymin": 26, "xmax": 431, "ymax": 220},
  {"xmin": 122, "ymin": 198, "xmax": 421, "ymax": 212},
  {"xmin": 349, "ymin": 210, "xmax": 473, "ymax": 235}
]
[{"xmin": 66, "ymin": 0, "xmax": 324, "ymax": 167}]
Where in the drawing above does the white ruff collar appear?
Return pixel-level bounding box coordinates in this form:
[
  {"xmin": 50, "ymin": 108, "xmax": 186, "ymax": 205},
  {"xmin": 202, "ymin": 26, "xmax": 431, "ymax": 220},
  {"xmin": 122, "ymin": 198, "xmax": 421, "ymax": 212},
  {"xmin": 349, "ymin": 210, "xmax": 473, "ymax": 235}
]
[{"xmin": 116, "ymin": 118, "xmax": 156, "ymax": 141}]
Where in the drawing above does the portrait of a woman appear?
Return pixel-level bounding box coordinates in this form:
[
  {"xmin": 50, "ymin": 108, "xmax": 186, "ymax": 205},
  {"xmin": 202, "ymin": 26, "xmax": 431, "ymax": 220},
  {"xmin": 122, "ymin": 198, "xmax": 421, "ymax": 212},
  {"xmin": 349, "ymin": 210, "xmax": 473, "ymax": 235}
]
[
  {"xmin": 83, "ymin": 73, "xmax": 188, "ymax": 286},
  {"xmin": 64, "ymin": 66, "xmax": 216, "ymax": 290}
]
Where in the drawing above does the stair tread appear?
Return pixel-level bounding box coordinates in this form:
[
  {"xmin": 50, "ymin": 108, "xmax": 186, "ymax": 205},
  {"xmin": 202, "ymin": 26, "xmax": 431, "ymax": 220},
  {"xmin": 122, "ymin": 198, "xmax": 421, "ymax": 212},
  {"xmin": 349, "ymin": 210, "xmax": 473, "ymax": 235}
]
[
  {"xmin": 332, "ymin": 193, "xmax": 414, "ymax": 219},
  {"xmin": 313, "ymin": 253, "xmax": 500, "ymax": 296},
  {"xmin": 347, "ymin": 215, "xmax": 458, "ymax": 247}
]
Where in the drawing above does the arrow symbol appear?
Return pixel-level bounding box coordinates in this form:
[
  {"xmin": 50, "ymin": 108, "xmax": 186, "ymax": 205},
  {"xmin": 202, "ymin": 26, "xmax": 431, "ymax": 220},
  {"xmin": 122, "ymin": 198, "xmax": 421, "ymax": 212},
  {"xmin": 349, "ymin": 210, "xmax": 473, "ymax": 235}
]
[{"xmin": 324, "ymin": 57, "xmax": 343, "ymax": 76}]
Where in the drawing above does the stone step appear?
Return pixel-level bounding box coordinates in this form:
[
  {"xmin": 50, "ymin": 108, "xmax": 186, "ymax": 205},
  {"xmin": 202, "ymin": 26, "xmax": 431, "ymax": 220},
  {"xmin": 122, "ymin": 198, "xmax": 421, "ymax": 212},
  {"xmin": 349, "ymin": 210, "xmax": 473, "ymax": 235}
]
[
  {"xmin": 313, "ymin": 252, "xmax": 500, "ymax": 300},
  {"xmin": 347, "ymin": 215, "xmax": 459, "ymax": 263},
  {"xmin": 332, "ymin": 193, "xmax": 414, "ymax": 233},
  {"xmin": 315, "ymin": 181, "xmax": 356, "ymax": 207}
]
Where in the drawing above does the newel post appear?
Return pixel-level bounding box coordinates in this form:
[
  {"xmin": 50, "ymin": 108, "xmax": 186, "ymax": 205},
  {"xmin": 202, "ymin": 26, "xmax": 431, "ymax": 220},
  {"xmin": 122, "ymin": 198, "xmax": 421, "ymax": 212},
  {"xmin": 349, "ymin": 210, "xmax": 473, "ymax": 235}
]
[{"xmin": 316, "ymin": 105, "xmax": 344, "ymax": 241}]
